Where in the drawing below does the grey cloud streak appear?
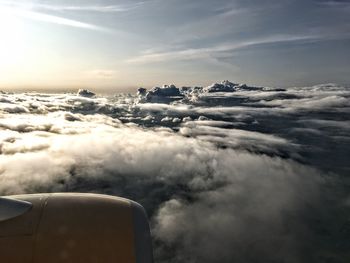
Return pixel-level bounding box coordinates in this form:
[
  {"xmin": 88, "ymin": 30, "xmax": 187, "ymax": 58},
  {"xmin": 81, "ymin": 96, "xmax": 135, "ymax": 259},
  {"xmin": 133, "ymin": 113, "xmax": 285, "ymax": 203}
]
[
  {"xmin": 0, "ymin": 3, "xmax": 114, "ymax": 32},
  {"xmin": 127, "ymin": 33, "xmax": 350, "ymax": 64},
  {"xmin": 0, "ymin": 0, "xmax": 145, "ymax": 12}
]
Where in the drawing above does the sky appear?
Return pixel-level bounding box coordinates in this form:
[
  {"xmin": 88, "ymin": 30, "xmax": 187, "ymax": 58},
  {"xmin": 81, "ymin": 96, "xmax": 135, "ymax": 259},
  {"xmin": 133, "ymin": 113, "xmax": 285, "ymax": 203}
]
[{"xmin": 0, "ymin": 0, "xmax": 349, "ymax": 91}]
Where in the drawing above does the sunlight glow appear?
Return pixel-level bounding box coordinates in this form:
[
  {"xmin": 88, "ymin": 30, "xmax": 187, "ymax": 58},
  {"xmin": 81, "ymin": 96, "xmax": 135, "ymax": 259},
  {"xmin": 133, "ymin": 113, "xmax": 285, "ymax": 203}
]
[{"xmin": 0, "ymin": 8, "xmax": 26, "ymax": 70}]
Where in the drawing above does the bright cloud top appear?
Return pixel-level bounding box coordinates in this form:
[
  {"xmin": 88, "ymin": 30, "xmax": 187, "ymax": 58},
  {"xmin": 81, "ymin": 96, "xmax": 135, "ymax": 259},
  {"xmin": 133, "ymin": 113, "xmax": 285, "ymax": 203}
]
[{"xmin": 0, "ymin": 81, "xmax": 350, "ymax": 262}]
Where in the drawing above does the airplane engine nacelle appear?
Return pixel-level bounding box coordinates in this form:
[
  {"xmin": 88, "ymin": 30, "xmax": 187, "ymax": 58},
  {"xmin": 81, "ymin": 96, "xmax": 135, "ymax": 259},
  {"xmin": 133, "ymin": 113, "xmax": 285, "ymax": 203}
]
[{"xmin": 0, "ymin": 193, "xmax": 153, "ymax": 263}]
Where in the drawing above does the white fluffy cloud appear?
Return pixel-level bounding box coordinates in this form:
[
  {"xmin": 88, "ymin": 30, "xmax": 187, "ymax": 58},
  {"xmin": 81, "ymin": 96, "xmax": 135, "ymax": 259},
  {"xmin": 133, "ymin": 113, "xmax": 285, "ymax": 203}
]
[{"xmin": 0, "ymin": 82, "xmax": 349, "ymax": 262}]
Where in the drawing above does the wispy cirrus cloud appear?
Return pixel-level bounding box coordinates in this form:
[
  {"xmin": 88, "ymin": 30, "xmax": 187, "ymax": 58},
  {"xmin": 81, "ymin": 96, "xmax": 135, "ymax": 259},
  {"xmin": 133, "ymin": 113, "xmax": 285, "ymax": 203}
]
[
  {"xmin": 0, "ymin": 3, "xmax": 115, "ymax": 32},
  {"xmin": 126, "ymin": 32, "xmax": 350, "ymax": 64},
  {"xmin": 3, "ymin": 2, "xmax": 145, "ymax": 13},
  {"xmin": 318, "ymin": 0, "xmax": 350, "ymax": 6},
  {"xmin": 83, "ymin": 69, "xmax": 118, "ymax": 79},
  {"xmin": 0, "ymin": 6, "xmax": 108, "ymax": 31},
  {"xmin": 0, "ymin": 0, "xmax": 145, "ymax": 32},
  {"xmin": 126, "ymin": 34, "xmax": 320, "ymax": 64},
  {"xmin": 35, "ymin": 4, "xmax": 139, "ymax": 12}
]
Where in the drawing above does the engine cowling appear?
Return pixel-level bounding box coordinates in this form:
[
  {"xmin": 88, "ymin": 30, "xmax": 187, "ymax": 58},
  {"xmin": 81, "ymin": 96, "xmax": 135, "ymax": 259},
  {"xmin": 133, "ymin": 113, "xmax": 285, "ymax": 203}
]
[{"xmin": 0, "ymin": 193, "xmax": 153, "ymax": 263}]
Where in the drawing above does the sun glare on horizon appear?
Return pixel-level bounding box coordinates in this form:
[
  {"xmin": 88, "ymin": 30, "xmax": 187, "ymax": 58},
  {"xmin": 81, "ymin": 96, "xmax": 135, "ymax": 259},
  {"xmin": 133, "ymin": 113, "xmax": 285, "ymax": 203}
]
[{"xmin": 0, "ymin": 8, "xmax": 27, "ymax": 71}]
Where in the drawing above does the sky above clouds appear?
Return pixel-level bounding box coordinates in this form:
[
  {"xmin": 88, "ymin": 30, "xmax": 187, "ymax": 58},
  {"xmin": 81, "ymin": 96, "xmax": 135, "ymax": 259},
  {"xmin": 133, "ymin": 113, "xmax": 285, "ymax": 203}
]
[{"xmin": 0, "ymin": 0, "xmax": 349, "ymax": 90}]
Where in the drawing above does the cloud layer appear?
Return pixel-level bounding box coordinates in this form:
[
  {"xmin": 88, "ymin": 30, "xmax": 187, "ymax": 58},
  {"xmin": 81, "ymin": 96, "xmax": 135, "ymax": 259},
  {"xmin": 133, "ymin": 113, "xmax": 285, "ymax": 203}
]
[{"xmin": 0, "ymin": 81, "xmax": 350, "ymax": 262}]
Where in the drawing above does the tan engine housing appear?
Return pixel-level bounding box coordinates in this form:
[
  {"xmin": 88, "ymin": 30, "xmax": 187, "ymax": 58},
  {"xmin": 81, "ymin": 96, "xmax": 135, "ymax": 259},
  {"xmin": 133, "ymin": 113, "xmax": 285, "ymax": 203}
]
[{"xmin": 0, "ymin": 193, "xmax": 153, "ymax": 263}]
